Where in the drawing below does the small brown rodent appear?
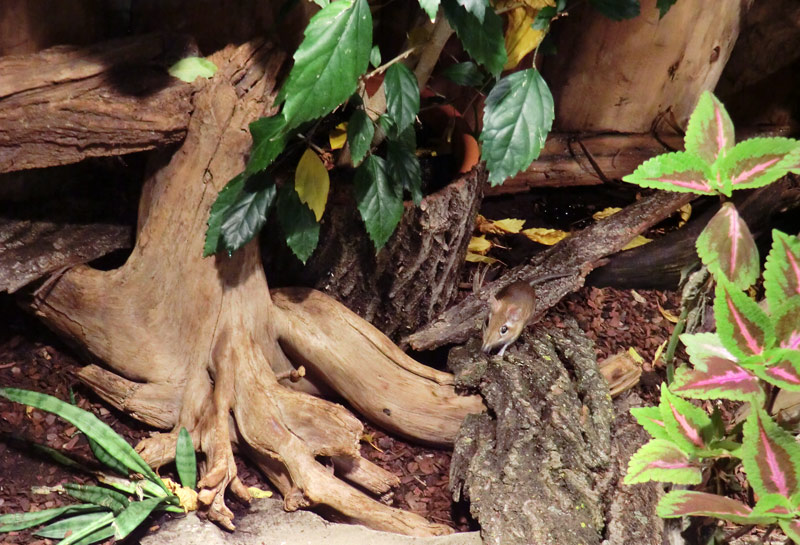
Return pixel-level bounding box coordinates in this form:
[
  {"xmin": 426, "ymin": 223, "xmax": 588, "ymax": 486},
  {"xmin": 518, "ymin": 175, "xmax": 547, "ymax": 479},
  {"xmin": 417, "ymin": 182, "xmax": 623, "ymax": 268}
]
[{"xmin": 481, "ymin": 273, "xmax": 572, "ymax": 356}]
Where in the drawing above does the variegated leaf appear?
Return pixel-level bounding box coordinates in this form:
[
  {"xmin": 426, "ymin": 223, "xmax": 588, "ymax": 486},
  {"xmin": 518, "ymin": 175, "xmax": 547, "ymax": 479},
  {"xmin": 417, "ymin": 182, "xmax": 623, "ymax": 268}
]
[
  {"xmin": 755, "ymin": 350, "xmax": 800, "ymax": 391},
  {"xmin": 780, "ymin": 519, "xmax": 800, "ymax": 544},
  {"xmin": 622, "ymin": 152, "xmax": 715, "ymax": 195},
  {"xmin": 764, "ymin": 230, "xmax": 800, "ymax": 311},
  {"xmin": 671, "ymin": 359, "xmax": 762, "ymax": 402},
  {"xmin": 715, "ymin": 279, "xmax": 775, "ymax": 359},
  {"xmin": 680, "ymin": 332, "xmax": 737, "ymax": 372},
  {"xmin": 684, "ymin": 91, "xmax": 734, "ymax": 165},
  {"xmin": 657, "ymin": 490, "xmax": 773, "ymax": 525},
  {"xmin": 659, "ymin": 384, "xmax": 712, "ymax": 453},
  {"xmin": 623, "ymin": 439, "xmax": 701, "ymax": 485},
  {"xmin": 774, "ymin": 297, "xmax": 800, "ymax": 350},
  {"xmin": 742, "ymin": 409, "xmax": 800, "ymax": 499},
  {"xmin": 630, "ymin": 406, "xmax": 671, "ymax": 441},
  {"xmin": 696, "ymin": 202, "xmax": 759, "ymax": 289},
  {"xmin": 717, "ymin": 137, "xmax": 800, "ymax": 192},
  {"xmin": 751, "ymin": 493, "xmax": 795, "ymax": 520}
]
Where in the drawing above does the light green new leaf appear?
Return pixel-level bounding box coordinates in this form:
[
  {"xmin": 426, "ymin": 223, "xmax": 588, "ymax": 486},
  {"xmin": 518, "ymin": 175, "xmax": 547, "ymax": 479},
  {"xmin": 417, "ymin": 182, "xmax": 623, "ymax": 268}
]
[
  {"xmin": 278, "ymin": 0, "xmax": 372, "ymax": 130},
  {"xmin": 176, "ymin": 427, "xmax": 197, "ymax": 490},
  {"xmin": 220, "ymin": 173, "xmax": 277, "ymax": 254},
  {"xmin": 481, "ymin": 69, "xmax": 554, "ymax": 186},
  {"xmin": 354, "ymin": 155, "xmax": 404, "ymax": 250},
  {"xmin": 442, "ymin": 0, "xmax": 506, "ymax": 78},
  {"xmin": 384, "ymin": 63, "xmax": 420, "ymax": 134},
  {"xmin": 387, "ymin": 135, "xmax": 423, "ymax": 205},
  {"xmin": 347, "ymin": 109, "xmax": 374, "ymax": 166},
  {"xmin": 418, "ymin": 0, "xmax": 441, "ymax": 21},
  {"xmin": 277, "ymin": 183, "xmax": 320, "ymax": 264},
  {"xmin": 369, "ymin": 45, "xmax": 381, "ymax": 68},
  {"xmin": 0, "ymin": 504, "xmax": 100, "ymax": 533},
  {"xmin": 0, "ymin": 388, "xmax": 167, "ymax": 493},
  {"xmin": 168, "ymin": 57, "xmax": 218, "ymax": 83}
]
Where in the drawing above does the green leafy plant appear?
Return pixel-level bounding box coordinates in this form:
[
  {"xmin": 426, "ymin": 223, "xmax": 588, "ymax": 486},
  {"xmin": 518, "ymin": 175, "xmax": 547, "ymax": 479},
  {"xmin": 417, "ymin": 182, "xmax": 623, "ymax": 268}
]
[
  {"xmin": 621, "ymin": 91, "xmax": 800, "ymax": 541},
  {"xmin": 0, "ymin": 388, "xmax": 198, "ymax": 544},
  {"xmin": 204, "ymin": 0, "xmax": 668, "ymax": 260}
]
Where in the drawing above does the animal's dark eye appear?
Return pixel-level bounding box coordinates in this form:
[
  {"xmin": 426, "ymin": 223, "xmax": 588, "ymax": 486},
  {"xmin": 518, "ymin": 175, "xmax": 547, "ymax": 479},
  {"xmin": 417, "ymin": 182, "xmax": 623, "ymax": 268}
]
[{"xmin": 500, "ymin": 325, "xmax": 508, "ymax": 335}]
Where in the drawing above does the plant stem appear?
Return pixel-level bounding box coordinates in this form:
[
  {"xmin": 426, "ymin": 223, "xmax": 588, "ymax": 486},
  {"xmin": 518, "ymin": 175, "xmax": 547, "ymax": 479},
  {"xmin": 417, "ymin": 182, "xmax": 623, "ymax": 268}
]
[{"xmin": 663, "ymin": 306, "xmax": 688, "ymax": 384}]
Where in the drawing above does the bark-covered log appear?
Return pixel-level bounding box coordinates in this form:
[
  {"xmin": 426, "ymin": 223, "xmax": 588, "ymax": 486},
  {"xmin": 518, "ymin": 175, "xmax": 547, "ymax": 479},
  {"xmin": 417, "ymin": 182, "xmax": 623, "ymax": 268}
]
[
  {"xmin": 269, "ymin": 166, "xmax": 485, "ymax": 341},
  {"xmin": 448, "ymin": 323, "xmax": 661, "ymax": 545},
  {"xmin": 0, "ymin": 34, "xmax": 195, "ymax": 174},
  {"xmin": 405, "ymin": 190, "xmax": 694, "ymax": 351}
]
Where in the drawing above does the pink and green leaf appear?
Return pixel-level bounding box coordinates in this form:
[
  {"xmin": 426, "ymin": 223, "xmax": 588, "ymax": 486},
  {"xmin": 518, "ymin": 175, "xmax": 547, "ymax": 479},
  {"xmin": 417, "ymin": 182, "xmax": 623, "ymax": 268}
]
[
  {"xmin": 684, "ymin": 91, "xmax": 735, "ymax": 165},
  {"xmin": 742, "ymin": 409, "xmax": 800, "ymax": 499},
  {"xmin": 773, "ymin": 297, "xmax": 800, "ymax": 350},
  {"xmin": 715, "ymin": 279, "xmax": 775, "ymax": 359},
  {"xmin": 765, "ymin": 230, "xmax": 800, "ymax": 311},
  {"xmin": 696, "ymin": 203, "xmax": 759, "ymax": 289},
  {"xmin": 681, "ymin": 332, "xmax": 737, "ymax": 372},
  {"xmin": 756, "ymin": 351, "xmax": 800, "ymax": 391},
  {"xmin": 779, "ymin": 518, "xmax": 800, "ymax": 544},
  {"xmin": 630, "ymin": 406, "xmax": 671, "ymax": 441},
  {"xmin": 751, "ymin": 493, "xmax": 795, "ymax": 520},
  {"xmin": 623, "ymin": 439, "xmax": 701, "ymax": 485},
  {"xmin": 659, "ymin": 384, "xmax": 712, "ymax": 453},
  {"xmin": 671, "ymin": 359, "xmax": 762, "ymax": 402},
  {"xmin": 656, "ymin": 490, "xmax": 773, "ymax": 525},
  {"xmin": 716, "ymin": 137, "xmax": 799, "ymax": 191},
  {"xmin": 622, "ymin": 152, "xmax": 715, "ymax": 195}
]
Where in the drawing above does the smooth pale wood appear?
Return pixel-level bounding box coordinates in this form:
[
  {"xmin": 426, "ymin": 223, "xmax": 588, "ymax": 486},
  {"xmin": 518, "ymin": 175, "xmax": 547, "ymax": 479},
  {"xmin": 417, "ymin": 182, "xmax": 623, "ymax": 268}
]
[
  {"xmin": 543, "ymin": 0, "xmax": 751, "ymax": 132},
  {"xmin": 29, "ymin": 41, "xmax": 468, "ymax": 536}
]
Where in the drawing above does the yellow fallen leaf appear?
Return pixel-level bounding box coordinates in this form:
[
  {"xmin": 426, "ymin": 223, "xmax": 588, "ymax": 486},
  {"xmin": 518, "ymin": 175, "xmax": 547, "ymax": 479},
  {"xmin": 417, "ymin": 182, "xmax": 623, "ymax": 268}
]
[
  {"xmin": 295, "ymin": 148, "xmax": 330, "ymax": 221},
  {"xmin": 652, "ymin": 340, "xmax": 667, "ymax": 367},
  {"xmin": 163, "ymin": 477, "xmax": 198, "ymax": 512},
  {"xmin": 627, "ymin": 347, "xmax": 644, "ymax": 364},
  {"xmin": 329, "ymin": 122, "xmax": 347, "ymax": 150},
  {"xmin": 468, "ymin": 235, "xmax": 492, "ymax": 254},
  {"xmin": 248, "ymin": 486, "xmax": 273, "ymax": 499},
  {"xmin": 361, "ymin": 432, "xmax": 383, "ymax": 452},
  {"xmin": 593, "ymin": 207, "xmax": 622, "ymax": 220},
  {"xmin": 677, "ymin": 204, "xmax": 692, "ymax": 227},
  {"xmin": 630, "ymin": 290, "xmax": 646, "ymax": 304},
  {"xmin": 497, "ymin": 0, "xmax": 553, "ymax": 70},
  {"xmin": 465, "ymin": 252, "xmax": 499, "ymax": 264},
  {"xmin": 476, "ymin": 215, "xmax": 504, "ymax": 235},
  {"xmin": 521, "ymin": 227, "xmax": 570, "ymax": 245},
  {"xmin": 658, "ymin": 304, "xmax": 680, "ymax": 323},
  {"xmin": 491, "ymin": 218, "xmax": 526, "ymax": 233},
  {"xmin": 622, "ymin": 235, "xmax": 652, "ymax": 250}
]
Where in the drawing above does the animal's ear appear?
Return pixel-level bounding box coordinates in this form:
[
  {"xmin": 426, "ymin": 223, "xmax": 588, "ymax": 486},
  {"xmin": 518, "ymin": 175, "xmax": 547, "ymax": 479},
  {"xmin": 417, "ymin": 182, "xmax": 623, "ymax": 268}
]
[
  {"xmin": 489, "ymin": 295, "xmax": 502, "ymax": 313},
  {"xmin": 507, "ymin": 304, "xmax": 521, "ymax": 321}
]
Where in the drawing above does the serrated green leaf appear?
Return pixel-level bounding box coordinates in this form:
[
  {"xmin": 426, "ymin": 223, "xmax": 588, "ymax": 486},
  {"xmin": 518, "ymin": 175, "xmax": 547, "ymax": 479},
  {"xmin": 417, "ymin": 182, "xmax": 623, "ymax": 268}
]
[
  {"xmin": 167, "ymin": 57, "xmax": 217, "ymax": 83},
  {"xmin": 419, "ymin": 0, "xmax": 441, "ymax": 21},
  {"xmin": 773, "ymin": 298, "xmax": 800, "ymax": 351},
  {"xmin": 440, "ymin": 62, "xmax": 484, "ymax": 87},
  {"xmin": 630, "ymin": 405, "xmax": 671, "ymax": 441},
  {"xmin": 656, "ymin": 0, "xmax": 677, "ymax": 18},
  {"xmin": 354, "ymin": 155, "xmax": 404, "ymax": 249},
  {"xmin": 657, "ymin": 490, "xmax": 771, "ymax": 525},
  {"xmin": 755, "ymin": 350, "xmax": 800, "ymax": 391},
  {"xmin": 277, "ymin": 183, "xmax": 320, "ymax": 264},
  {"xmin": 742, "ymin": 409, "xmax": 800, "ymax": 499},
  {"xmin": 622, "ymin": 151, "xmax": 715, "ymax": 194},
  {"xmin": 680, "ymin": 332, "xmax": 738, "ymax": 372},
  {"xmin": 780, "ymin": 519, "xmax": 800, "ymax": 543},
  {"xmin": 220, "ymin": 173, "xmax": 277, "ymax": 254},
  {"xmin": 0, "ymin": 504, "xmax": 101, "ymax": 533},
  {"xmin": 481, "ymin": 69, "xmax": 554, "ymax": 186},
  {"xmin": 764, "ymin": 230, "xmax": 800, "ymax": 310},
  {"xmin": 717, "ymin": 137, "xmax": 799, "ymax": 191},
  {"xmin": 347, "ymin": 109, "xmax": 374, "ymax": 166},
  {"xmin": 442, "ymin": 0, "xmax": 506, "ymax": 78},
  {"xmin": 671, "ymin": 359, "xmax": 762, "ymax": 402},
  {"xmin": 246, "ymin": 115, "xmax": 288, "ymax": 176},
  {"xmin": 369, "ymin": 45, "xmax": 381, "ymax": 68},
  {"xmin": 684, "ymin": 91, "xmax": 734, "ymax": 165},
  {"xmin": 387, "ymin": 133, "xmax": 423, "ymax": 205},
  {"xmin": 659, "ymin": 384, "xmax": 713, "ymax": 454},
  {"xmin": 112, "ymin": 497, "xmax": 165, "ymax": 540},
  {"xmin": 176, "ymin": 427, "xmax": 197, "ymax": 490},
  {"xmin": 589, "ymin": 0, "xmax": 640, "ymax": 20},
  {"xmin": 278, "ymin": 0, "xmax": 372, "ymax": 130},
  {"xmin": 623, "ymin": 439, "xmax": 701, "ymax": 485},
  {"xmin": 0, "ymin": 388, "xmax": 167, "ymax": 494},
  {"xmin": 455, "ymin": 0, "xmax": 487, "ymax": 22},
  {"xmin": 696, "ymin": 202, "xmax": 759, "ymax": 289},
  {"xmin": 204, "ymin": 174, "xmax": 247, "ymax": 257},
  {"xmin": 384, "ymin": 63, "xmax": 419, "ymax": 134},
  {"xmin": 714, "ymin": 279, "xmax": 775, "ymax": 358}
]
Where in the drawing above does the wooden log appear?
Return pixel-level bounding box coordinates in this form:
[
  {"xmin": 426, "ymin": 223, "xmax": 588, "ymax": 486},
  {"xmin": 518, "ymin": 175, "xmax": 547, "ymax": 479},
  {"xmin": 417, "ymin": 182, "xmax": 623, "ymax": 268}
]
[{"xmin": 0, "ymin": 34, "xmax": 195, "ymax": 174}]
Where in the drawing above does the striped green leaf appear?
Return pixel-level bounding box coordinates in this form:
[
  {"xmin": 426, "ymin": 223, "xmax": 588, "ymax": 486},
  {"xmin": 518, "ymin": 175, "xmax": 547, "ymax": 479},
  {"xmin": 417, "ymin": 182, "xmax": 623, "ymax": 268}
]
[
  {"xmin": 112, "ymin": 497, "xmax": 165, "ymax": 540},
  {"xmin": 0, "ymin": 504, "xmax": 100, "ymax": 533},
  {"xmin": 58, "ymin": 512, "xmax": 115, "ymax": 545},
  {"xmin": 176, "ymin": 427, "xmax": 197, "ymax": 490},
  {"xmin": 63, "ymin": 484, "xmax": 129, "ymax": 515},
  {"xmin": 34, "ymin": 512, "xmax": 113, "ymax": 538}
]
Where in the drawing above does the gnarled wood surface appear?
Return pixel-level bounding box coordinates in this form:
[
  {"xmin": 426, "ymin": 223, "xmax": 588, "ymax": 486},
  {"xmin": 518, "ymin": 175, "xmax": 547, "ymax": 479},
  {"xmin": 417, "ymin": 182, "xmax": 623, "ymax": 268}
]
[{"xmin": 30, "ymin": 40, "xmax": 482, "ymax": 536}]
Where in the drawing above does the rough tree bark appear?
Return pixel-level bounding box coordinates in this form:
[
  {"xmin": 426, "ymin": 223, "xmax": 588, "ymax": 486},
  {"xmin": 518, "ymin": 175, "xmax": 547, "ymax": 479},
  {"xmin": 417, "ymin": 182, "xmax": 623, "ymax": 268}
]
[{"xmin": 29, "ymin": 41, "xmax": 484, "ymax": 535}]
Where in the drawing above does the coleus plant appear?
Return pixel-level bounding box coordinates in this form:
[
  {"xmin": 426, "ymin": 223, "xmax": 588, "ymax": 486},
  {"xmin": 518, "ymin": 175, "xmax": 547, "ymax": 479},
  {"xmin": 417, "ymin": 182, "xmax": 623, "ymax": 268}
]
[
  {"xmin": 203, "ymin": 0, "xmax": 672, "ymax": 261},
  {"xmin": 621, "ymin": 90, "xmax": 800, "ymax": 540}
]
